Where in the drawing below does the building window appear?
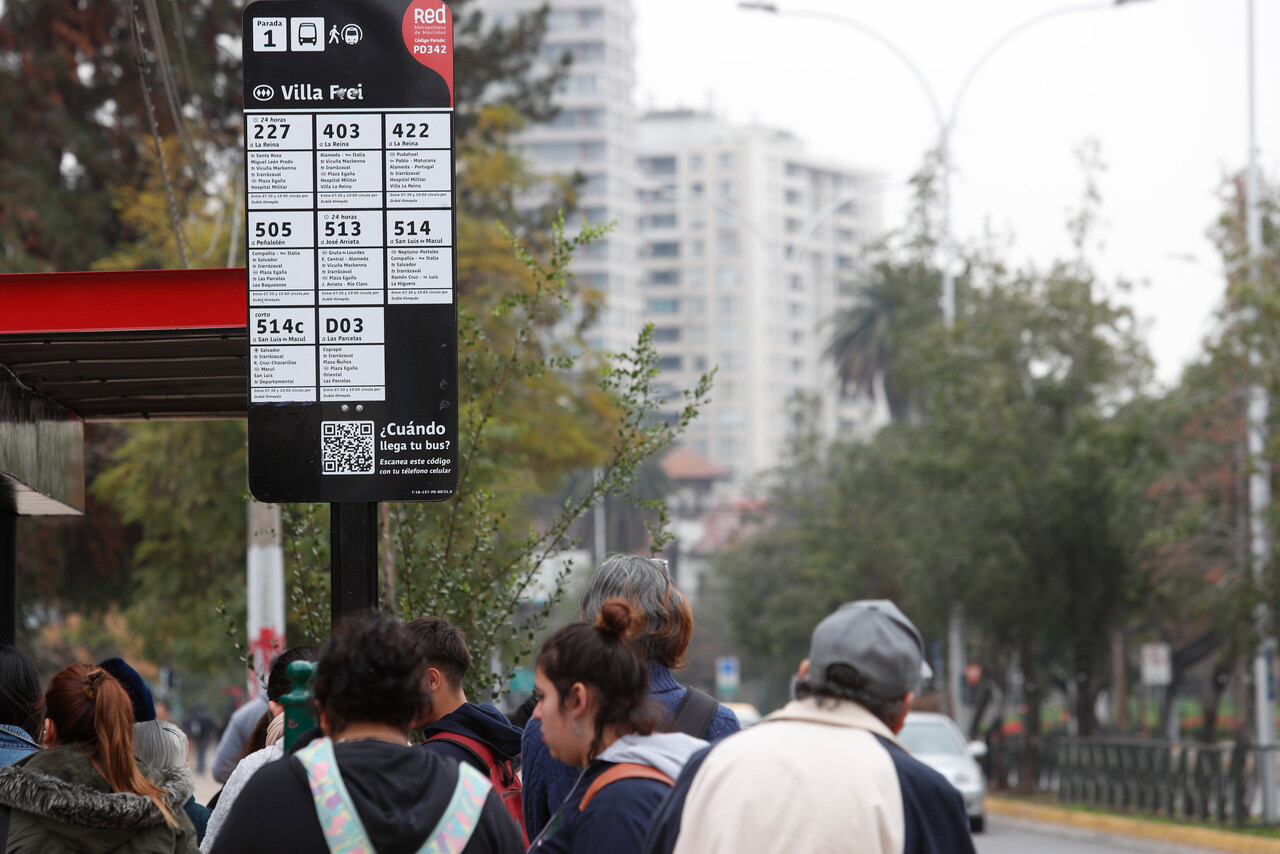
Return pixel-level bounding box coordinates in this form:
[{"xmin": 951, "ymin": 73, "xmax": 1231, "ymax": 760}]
[
  {"xmin": 719, "ymin": 323, "xmax": 743, "ymax": 343},
  {"xmin": 720, "ymin": 409, "xmax": 745, "ymax": 429},
  {"xmin": 720, "ymin": 351, "xmax": 744, "ymax": 371},
  {"xmin": 658, "ymin": 355, "xmax": 683, "ymax": 371},
  {"xmin": 694, "ymin": 355, "xmax": 708, "ymax": 371},
  {"xmin": 541, "ymin": 41, "xmax": 605, "ymax": 63},
  {"xmin": 688, "ymin": 268, "xmax": 706, "ymax": 288},
  {"xmin": 582, "ymin": 173, "xmax": 608, "ymax": 196},
  {"xmin": 717, "ymin": 151, "xmax": 740, "ymax": 170},
  {"xmin": 557, "ymin": 73, "xmax": 599, "ymax": 95},
  {"xmin": 689, "ymin": 153, "xmax": 704, "ymax": 171},
  {"xmin": 646, "ymin": 242, "xmax": 680, "ymax": 258},
  {"xmin": 718, "ymin": 296, "xmax": 742, "ymax": 315},
  {"xmin": 717, "ymin": 233, "xmax": 741, "ymax": 256},
  {"xmin": 547, "ymin": 9, "xmax": 604, "ymax": 29},
  {"xmin": 689, "ymin": 325, "xmax": 707, "ymax": 344},
  {"xmin": 653, "ymin": 326, "xmax": 681, "ymax": 342},
  {"xmin": 717, "ymin": 267, "xmax": 741, "ymax": 287},
  {"xmin": 647, "ymin": 298, "xmax": 681, "ymax": 314},
  {"xmin": 643, "ymin": 213, "xmax": 677, "ymax": 229},
  {"xmin": 647, "ymin": 269, "xmax": 681, "ymax": 286},
  {"xmin": 641, "ymin": 156, "xmax": 677, "ymax": 175}
]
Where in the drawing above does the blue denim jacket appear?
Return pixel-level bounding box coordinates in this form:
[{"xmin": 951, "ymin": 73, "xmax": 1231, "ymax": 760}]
[{"xmin": 0, "ymin": 723, "xmax": 40, "ymax": 767}]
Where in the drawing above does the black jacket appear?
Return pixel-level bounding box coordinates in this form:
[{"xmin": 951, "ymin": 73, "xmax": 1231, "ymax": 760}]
[
  {"xmin": 208, "ymin": 739, "xmax": 524, "ymax": 854},
  {"xmin": 422, "ymin": 702, "xmax": 523, "ymax": 775}
]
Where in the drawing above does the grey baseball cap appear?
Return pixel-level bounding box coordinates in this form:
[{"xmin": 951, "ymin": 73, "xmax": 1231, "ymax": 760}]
[{"xmin": 807, "ymin": 600, "xmax": 925, "ymax": 699}]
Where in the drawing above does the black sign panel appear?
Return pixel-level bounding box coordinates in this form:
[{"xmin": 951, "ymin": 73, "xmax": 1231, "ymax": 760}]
[{"xmin": 244, "ymin": 0, "xmax": 457, "ymax": 502}]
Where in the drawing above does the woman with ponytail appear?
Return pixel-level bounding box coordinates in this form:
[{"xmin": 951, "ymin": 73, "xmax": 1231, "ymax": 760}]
[
  {"xmin": 0, "ymin": 664, "xmax": 197, "ymax": 853},
  {"xmin": 527, "ymin": 598, "xmax": 708, "ymax": 854}
]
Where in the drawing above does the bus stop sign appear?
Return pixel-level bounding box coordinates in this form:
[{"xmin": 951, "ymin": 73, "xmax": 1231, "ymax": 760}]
[{"xmin": 243, "ymin": 0, "xmax": 457, "ymax": 502}]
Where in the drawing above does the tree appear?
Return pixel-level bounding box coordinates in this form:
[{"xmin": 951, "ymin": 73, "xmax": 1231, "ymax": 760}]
[
  {"xmin": 825, "ymin": 159, "xmax": 944, "ymax": 422},
  {"xmin": 722, "ymin": 153, "xmax": 1156, "ymax": 754},
  {"xmin": 0, "ymin": 0, "xmax": 566, "ymax": 272}
]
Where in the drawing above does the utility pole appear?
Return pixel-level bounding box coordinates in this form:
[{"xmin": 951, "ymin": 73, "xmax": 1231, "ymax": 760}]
[
  {"xmin": 1244, "ymin": 0, "xmax": 1276, "ymax": 823},
  {"xmin": 246, "ymin": 500, "xmax": 285, "ymax": 698}
]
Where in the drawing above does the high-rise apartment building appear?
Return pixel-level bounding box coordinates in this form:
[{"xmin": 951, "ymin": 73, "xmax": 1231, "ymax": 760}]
[
  {"xmin": 637, "ymin": 110, "xmax": 883, "ymax": 484},
  {"xmin": 476, "ymin": 0, "xmax": 642, "ymax": 354}
]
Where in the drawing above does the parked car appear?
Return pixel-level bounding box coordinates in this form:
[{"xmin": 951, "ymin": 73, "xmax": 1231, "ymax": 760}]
[
  {"xmin": 896, "ymin": 712, "xmax": 988, "ymax": 833},
  {"xmin": 724, "ymin": 702, "xmax": 761, "ymax": 727}
]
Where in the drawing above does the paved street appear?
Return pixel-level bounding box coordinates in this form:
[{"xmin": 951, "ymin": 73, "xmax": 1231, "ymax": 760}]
[{"xmin": 977, "ymin": 817, "xmax": 1226, "ymax": 854}]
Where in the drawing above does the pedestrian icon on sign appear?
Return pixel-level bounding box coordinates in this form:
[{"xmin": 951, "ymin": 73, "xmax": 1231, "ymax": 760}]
[{"xmin": 329, "ymin": 25, "xmax": 340, "ymax": 44}]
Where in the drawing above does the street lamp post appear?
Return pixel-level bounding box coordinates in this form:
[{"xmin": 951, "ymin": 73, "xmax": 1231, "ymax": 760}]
[
  {"xmin": 739, "ymin": 0, "xmax": 1146, "ymax": 733},
  {"xmin": 739, "ymin": 1, "xmax": 1142, "ymax": 329}
]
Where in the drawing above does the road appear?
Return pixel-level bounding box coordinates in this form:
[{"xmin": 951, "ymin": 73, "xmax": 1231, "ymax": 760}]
[{"xmin": 977, "ymin": 817, "xmax": 1225, "ymax": 854}]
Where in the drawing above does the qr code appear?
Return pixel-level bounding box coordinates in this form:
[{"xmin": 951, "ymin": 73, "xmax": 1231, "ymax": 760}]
[{"xmin": 321, "ymin": 421, "xmax": 375, "ymax": 475}]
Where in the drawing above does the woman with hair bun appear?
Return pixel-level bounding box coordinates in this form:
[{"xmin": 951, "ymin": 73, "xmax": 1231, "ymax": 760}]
[
  {"xmin": 0, "ymin": 664, "xmax": 198, "ymax": 853},
  {"xmin": 522, "ymin": 555, "xmax": 740, "ymax": 835},
  {"xmin": 528, "ymin": 598, "xmax": 708, "ymax": 854}
]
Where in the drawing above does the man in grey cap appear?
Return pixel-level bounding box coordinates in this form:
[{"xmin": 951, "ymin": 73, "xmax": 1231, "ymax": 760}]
[{"xmin": 643, "ymin": 600, "xmax": 976, "ymax": 854}]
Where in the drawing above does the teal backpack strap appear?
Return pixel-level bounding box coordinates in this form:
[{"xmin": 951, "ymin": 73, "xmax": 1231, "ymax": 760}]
[
  {"xmin": 296, "ymin": 737, "xmax": 377, "ymax": 854},
  {"xmin": 415, "ymin": 762, "xmax": 494, "ymax": 854}
]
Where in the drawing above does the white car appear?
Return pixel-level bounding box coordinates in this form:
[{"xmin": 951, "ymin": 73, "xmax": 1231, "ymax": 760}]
[{"xmin": 896, "ymin": 712, "xmax": 988, "ymax": 833}]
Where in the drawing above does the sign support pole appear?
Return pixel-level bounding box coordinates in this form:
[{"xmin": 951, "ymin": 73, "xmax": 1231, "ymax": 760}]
[{"xmin": 331, "ymin": 502, "xmax": 378, "ymax": 622}]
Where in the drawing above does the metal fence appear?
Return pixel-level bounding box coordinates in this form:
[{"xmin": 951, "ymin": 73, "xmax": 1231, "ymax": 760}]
[{"xmin": 984, "ymin": 735, "xmax": 1280, "ymax": 827}]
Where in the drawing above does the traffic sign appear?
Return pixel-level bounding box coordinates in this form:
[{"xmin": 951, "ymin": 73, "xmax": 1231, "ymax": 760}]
[
  {"xmin": 716, "ymin": 655, "xmax": 741, "ymax": 696},
  {"xmin": 243, "ymin": 0, "xmax": 458, "ymax": 502},
  {"xmin": 1140, "ymin": 642, "xmax": 1172, "ymax": 687}
]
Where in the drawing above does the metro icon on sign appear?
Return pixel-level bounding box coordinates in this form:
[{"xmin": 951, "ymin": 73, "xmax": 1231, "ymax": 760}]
[{"xmin": 252, "ymin": 85, "xmax": 275, "ymax": 101}]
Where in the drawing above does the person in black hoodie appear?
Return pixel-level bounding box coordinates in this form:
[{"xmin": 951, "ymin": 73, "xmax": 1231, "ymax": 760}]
[
  {"xmin": 408, "ymin": 617, "xmax": 524, "ymax": 771},
  {"xmin": 409, "ymin": 616, "xmax": 528, "ymax": 844},
  {"xmin": 208, "ymin": 612, "xmax": 524, "ymax": 854}
]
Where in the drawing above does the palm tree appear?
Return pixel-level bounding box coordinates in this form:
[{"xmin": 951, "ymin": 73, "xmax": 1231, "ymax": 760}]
[{"xmin": 825, "ymin": 263, "xmax": 936, "ymax": 422}]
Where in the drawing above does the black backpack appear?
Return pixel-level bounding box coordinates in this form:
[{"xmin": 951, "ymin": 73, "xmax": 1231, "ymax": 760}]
[{"xmin": 672, "ymin": 686, "xmax": 718, "ymax": 738}]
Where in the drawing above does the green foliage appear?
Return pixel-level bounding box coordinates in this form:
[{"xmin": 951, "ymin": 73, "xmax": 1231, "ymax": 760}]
[
  {"xmin": 90, "ymin": 421, "xmax": 249, "ymax": 674},
  {"xmin": 283, "ymin": 219, "xmax": 712, "ymax": 700}
]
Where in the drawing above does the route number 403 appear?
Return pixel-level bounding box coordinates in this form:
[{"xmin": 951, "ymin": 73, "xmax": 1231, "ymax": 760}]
[
  {"xmin": 256, "ymin": 317, "xmax": 305, "ymax": 335},
  {"xmin": 393, "ymin": 220, "xmax": 431, "ymax": 236}
]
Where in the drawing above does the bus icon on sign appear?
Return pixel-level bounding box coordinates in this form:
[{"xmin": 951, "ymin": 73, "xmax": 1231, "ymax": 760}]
[
  {"xmin": 252, "ymin": 85, "xmax": 274, "ymax": 101},
  {"xmin": 291, "ymin": 17, "xmax": 325, "ymax": 52}
]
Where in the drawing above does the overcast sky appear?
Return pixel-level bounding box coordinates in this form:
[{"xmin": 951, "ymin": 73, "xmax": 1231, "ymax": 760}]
[{"xmin": 633, "ymin": 0, "xmax": 1279, "ymax": 386}]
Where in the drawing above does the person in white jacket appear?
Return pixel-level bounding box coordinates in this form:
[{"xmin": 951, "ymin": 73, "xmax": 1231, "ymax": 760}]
[{"xmin": 644, "ymin": 600, "xmax": 977, "ymax": 854}]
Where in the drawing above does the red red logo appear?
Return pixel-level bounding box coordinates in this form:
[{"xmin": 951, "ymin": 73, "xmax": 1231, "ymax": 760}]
[{"xmin": 402, "ymin": 0, "xmax": 454, "ymax": 105}]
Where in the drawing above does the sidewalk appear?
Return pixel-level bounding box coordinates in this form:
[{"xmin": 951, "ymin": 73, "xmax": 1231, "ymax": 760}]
[
  {"xmin": 988, "ymin": 797, "xmax": 1280, "ymax": 854},
  {"xmin": 192, "ymin": 766, "xmax": 221, "ymax": 805}
]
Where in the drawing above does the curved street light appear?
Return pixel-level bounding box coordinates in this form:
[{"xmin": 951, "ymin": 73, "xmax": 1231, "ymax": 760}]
[{"xmin": 738, "ymin": 1, "xmax": 1147, "ymax": 329}]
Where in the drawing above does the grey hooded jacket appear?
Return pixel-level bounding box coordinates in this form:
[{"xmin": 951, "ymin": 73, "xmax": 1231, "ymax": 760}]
[{"xmin": 0, "ymin": 745, "xmax": 198, "ymax": 854}]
